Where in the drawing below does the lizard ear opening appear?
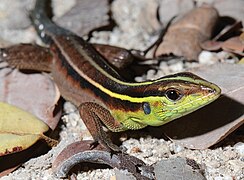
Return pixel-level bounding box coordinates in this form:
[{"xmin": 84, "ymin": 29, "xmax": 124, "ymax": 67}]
[{"xmin": 142, "ymin": 102, "xmax": 151, "ymax": 115}]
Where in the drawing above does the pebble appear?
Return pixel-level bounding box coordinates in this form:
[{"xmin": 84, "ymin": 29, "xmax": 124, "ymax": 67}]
[
  {"xmin": 168, "ymin": 61, "xmax": 184, "ymax": 72},
  {"xmin": 198, "ymin": 50, "xmax": 218, "ymax": 64},
  {"xmin": 213, "ymin": 176, "xmax": 233, "ymax": 180},
  {"xmin": 216, "ymin": 51, "xmax": 239, "ymax": 63},
  {"xmin": 134, "ymin": 75, "xmax": 146, "ymax": 82},
  {"xmin": 1, "ymin": 0, "xmax": 243, "ymax": 180},
  {"xmin": 63, "ymin": 102, "xmax": 77, "ymax": 113},
  {"xmin": 170, "ymin": 143, "xmax": 185, "ymax": 153},
  {"xmin": 234, "ymin": 142, "xmax": 244, "ymax": 155},
  {"xmin": 68, "ymin": 113, "xmax": 79, "ymax": 127},
  {"xmin": 146, "ymin": 69, "xmax": 156, "ymax": 79}
]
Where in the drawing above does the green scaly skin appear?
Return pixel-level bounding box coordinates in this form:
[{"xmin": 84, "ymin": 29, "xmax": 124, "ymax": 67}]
[{"xmin": 110, "ymin": 75, "xmax": 221, "ymax": 131}]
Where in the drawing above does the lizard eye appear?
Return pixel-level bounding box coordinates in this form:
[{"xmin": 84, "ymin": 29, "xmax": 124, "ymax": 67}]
[
  {"xmin": 142, "ymin": 102, "xmax": 151, "ymax": 115},
  {"xmin": 165, "ymin": 89, "xmax": 182, "ymax": 101}
]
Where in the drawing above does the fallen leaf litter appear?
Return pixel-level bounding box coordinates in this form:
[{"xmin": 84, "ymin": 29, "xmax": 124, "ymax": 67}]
[{"xmin": 0, "ymin": 0, "xmax": 243, "ymax": 179}]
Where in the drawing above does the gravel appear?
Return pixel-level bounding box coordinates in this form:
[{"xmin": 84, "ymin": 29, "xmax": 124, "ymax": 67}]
[{"xmin": 0, "ymin": 0, "xmax": 243, "ymax": 179}]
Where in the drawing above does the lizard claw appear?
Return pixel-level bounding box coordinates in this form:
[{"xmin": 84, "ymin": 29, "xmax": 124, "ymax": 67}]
[{"xmin": 89, "ymin": 139, "xmax": 122, "ymax": 153}]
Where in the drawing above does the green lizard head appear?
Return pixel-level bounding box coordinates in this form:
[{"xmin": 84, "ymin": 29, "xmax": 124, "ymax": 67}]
[
  {"xmin": 140, "ymin": 72, "xmax": 221, "ymax": 127},
  {"xmin": 112, "ymin": 72, "xmax": 221, "ymax": 131}
]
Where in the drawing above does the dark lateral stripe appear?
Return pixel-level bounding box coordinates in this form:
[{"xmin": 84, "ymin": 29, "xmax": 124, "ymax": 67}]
[
  {"xmin": 51, "ymin": 35, "xmax": 209, "ymax": 103},
  {"xmin": 54, "ymin": 45, "xmax": 142, "ymax": 111}
]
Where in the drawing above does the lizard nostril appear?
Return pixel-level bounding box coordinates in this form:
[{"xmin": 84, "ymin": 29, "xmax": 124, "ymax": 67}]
[{"xmin": 208, "ymin": 89, "xmax": 215, "ymax": 94}]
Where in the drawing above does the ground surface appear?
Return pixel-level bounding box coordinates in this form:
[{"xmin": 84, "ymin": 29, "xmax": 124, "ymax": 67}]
[{"xmin": 0, "ymin": 0, "xmax": 243, "ymax": 179}]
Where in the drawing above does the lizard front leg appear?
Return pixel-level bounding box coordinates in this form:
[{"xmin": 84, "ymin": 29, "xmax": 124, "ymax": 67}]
[{"xmin": 78, "ymin": 102, "xmax": 126, "ymax": 152}]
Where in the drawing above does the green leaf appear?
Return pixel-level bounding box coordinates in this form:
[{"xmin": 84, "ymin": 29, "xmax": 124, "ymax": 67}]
[{"xmin": 0, "ymin": 102, "xmax": 49, "ymax": 156}]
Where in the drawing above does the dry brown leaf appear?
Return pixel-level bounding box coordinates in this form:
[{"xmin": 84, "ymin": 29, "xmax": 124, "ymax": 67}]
[
  {"xmin": 201, "ymin": 36, "xmax": 244, "ymax": 56},
  {"xmin": 155, "ymin": 5, "xmax": 219, "ymax": 60},
  {"xmin": 222, "ymin": 36, "xmax": 244, "ymax": 56},
  {"xmin": 52, "ymin": 140, "xmax": 105, "ymax": 177},
  {"xmin": 201, "ymin": 22, "xmax": 244, "ymax": 56},
  {"xmin": 200, "ymin": 40, "xmax": 223, "ymax": 51},
  {"xmin": 240, "ymin": 32, "xmax": 244, "ymax": 43},
  {"xmin": 0, "ymin": 69, "xmax": 61, "ymax": 130},
  {"xmin": 55, "ymin": 0, "xmax": 109, "ymax": 36},
  {"xmin": 160, "ymin": 63, "xmax": 244, "ymax": 149},
  {"xmin": 200, "ymin": 21, "xmax": 243, "ymax": 52},
  {"xmin": 52, "ymin": 140, "xmax": 154, "ymax": 179},
  {"xmin": 0, "ymin": 166, "xmax": 19, "ymax": 178},
  {"xmin": 213, "ymin": 21, "xmax": 242, "ymax": 41}
]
